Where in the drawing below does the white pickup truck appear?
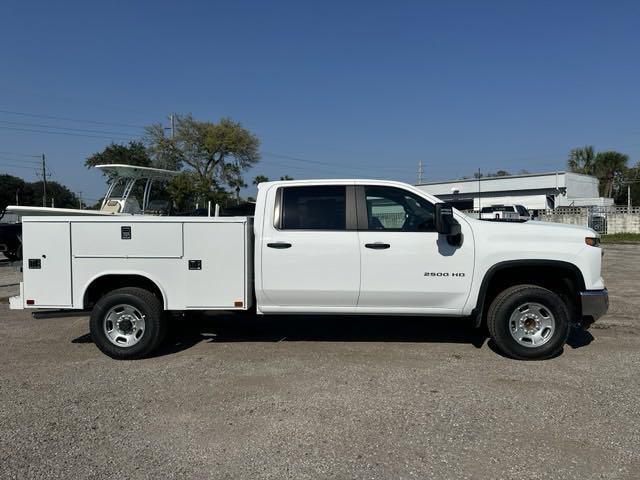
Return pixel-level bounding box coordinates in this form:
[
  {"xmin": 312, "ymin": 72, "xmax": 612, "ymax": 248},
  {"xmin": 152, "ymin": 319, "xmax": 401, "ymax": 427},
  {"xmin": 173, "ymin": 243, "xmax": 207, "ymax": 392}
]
[{"xmin": 9, "ymin": 179, "xmax": 608, "ymax": 360}]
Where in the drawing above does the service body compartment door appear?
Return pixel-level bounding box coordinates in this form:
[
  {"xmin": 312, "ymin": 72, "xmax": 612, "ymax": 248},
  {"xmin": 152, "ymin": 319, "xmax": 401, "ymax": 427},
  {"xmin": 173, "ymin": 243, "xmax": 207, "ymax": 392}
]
[
  {"xmin": 72, "ymin": 222, "xmax": 183, "ymax": 258},
  {"xmin": 182, "ymin": 222, "xmax": 247, "ymax": 309},
  {"xmin": 22, "ymin": 221, "xmax": 72, "ymax": 307}
]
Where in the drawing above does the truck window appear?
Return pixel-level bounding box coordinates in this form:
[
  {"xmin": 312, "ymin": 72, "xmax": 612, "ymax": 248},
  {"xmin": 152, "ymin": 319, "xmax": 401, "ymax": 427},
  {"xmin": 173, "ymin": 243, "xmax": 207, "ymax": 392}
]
[
  {"xmin": 364, "ymin": 186, "xmax": 435, "ymax": 231},
  {"xmin": 280, "ymin": 186, "xmax": 346, "ymax": 230}
]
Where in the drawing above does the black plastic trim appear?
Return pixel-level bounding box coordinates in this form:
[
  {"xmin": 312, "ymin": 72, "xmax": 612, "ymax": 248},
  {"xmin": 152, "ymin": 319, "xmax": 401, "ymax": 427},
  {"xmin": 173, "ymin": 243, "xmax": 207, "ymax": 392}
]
[{"xmin": 471, "ymin": 259, "xmax": 587, "ymax": 328}]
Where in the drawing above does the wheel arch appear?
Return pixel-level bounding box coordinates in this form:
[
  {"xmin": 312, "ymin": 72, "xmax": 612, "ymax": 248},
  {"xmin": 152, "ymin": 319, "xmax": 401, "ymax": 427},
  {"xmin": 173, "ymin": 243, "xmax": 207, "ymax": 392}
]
[
  {"xmin": 472, "ymin": 260, "xmax": 586, "ymax": 327},
  {"xmin": 82, "ymin": 272, "xmax": 167, "ymax": 310}
]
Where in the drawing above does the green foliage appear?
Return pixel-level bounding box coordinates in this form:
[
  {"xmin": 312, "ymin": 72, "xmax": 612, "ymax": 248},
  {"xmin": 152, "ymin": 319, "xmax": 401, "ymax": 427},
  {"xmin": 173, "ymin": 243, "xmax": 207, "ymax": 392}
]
[
  {"xmin": 0, "ymin": 173, "xmax": 80, "ymax": 211},
  {"xmin": 253, "ymin": 175, "xmax": 269, "ymax": 185},
  {"xmin": 146, "ymin": 115, "xmax": 260, "ymax": 206},
  {"xmin": 601, "ymin": 233, "xmax": 640, "ymax": 244},
  {"xmin": 166, "ymin": 172, "xmax": 232, "ymax": 212},
  {"xmin": 30, "ymin": 181, "xmax": 81, "ymax": 208},
  {"xmin": 0, "ymin": 174, "xmax": 27, "ymax": 212},
  {"xmin": 85, "ymin": 141, "xmax": 151, "ymax": 171},
  {"xmin": 567, "ymin": 146, "xmax": 629, "ymax": 199},
  {"xmin": 567, "ymin": 146, "xmax": 596, "ymax": 175},
  {"xmin": 594, "ymin": 151, "xmax": 629, "ymax": 198}
]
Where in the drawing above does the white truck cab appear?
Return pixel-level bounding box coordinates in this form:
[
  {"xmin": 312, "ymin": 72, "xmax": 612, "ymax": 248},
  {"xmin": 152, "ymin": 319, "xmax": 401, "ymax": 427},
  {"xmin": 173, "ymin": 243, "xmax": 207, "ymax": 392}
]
[{"xmin": 10, "ymin": 179, "xmax": 608, "ymax": 360}]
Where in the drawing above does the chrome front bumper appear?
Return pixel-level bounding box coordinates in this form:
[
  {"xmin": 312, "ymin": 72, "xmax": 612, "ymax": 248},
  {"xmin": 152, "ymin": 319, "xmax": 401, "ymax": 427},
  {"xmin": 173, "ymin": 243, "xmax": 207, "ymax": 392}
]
[{"xmin": 580, "ymin": 289, "xmax": 609, "ymax": 326}]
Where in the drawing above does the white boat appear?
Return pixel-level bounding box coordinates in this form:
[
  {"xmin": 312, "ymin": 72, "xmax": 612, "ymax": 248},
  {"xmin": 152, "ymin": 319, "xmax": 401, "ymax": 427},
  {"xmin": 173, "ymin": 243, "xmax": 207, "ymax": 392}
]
[
  {"xmin": 1, "ymin": 164, "xmax": 179, "ymax": 261},
  {"xmin": 5, "ymin": 164, "xmax": 180, "ymax": 218}
]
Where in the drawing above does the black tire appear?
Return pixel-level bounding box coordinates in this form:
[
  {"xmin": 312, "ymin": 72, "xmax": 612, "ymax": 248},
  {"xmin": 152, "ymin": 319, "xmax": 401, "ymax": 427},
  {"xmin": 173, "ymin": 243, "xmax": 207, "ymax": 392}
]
[
  {"xmin": 90, "ymin": 287, "xmax": 167, "ymax": 360},
  {"xmin": 487, "ymin": 284, "xmax": 570, "ymax": 360}
]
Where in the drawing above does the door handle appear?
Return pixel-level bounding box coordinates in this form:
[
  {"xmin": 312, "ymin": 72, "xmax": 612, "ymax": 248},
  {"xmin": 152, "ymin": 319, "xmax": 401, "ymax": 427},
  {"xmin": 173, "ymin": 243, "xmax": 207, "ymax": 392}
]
[
  {"xmin": 365, "ymin": 242, "xmax": 390, "ymax": 250},
  {"xmin": 267, "ymin": 242, "xmax": 292, "ymax": 249}
]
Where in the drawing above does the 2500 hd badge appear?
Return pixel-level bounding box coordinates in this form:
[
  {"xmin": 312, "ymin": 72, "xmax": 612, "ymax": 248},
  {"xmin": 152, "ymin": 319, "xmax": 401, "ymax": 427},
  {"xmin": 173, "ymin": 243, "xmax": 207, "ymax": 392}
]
[{"xmin": 424, "ymin": 272, "xmax": 466, "ymax": 277}]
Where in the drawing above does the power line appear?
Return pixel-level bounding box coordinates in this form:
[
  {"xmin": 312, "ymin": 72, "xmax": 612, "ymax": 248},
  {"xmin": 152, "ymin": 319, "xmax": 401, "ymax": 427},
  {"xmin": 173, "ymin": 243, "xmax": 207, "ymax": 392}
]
[
  {"xmin": 261, "ymin": 159, "xmax": 391, "ymax": 179},
  {"xmin": 0, "ymin": 109, "xmax": 147, "ymax": 129},
  {"xmin": 0, "ymin": 149, "xmax": 41, "ymax": 158},
  {"xmin": 0, "ymin": 125, "xmax": 135, "ymax": 141},
  {"xmin": 262, "ymin": 151, "xmax": 415, "ymax": 172},
  {"xmin": 0, "ymin": 155, "xmax": 40, "ymax": 164},
  {"xmin": 0, "ymin": 161, "xmax": 38, "ymax": 170},
  {"xmin": 0, "ymin": 120, "xmax": 140, "ymax": 138}
]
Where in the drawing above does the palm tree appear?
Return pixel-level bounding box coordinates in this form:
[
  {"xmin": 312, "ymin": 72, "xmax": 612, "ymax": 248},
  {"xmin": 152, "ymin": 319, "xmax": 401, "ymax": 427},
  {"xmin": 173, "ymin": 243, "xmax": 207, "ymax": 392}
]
[
  {"xmin": 567, "ymin": 146, "xmax": 596, "ymax": 175},
  {"xmin": 252, "ymin": 175, "xmax": 269, "ymax": 186},
  {"xmin": 594, "ymin": 151, "xmax": 629, "ymax": 197}
]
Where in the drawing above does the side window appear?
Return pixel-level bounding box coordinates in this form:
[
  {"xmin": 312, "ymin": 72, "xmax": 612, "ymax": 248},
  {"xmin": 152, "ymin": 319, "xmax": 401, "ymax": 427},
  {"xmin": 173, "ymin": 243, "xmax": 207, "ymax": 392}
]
[
  {"xmin": 364, "ymin": 186, "xmax": 435, "ymax": 231},
  {"xmin": 280, "ymin": 186, "xmax": 346, "ymax": 230}
]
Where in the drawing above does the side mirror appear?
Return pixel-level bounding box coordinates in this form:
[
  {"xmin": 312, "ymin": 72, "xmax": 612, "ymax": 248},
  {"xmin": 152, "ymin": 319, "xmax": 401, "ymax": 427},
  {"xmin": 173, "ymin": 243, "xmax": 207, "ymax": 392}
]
[{"xmin": 435, "ymin": 203, "xmax": 461, "ymax": 236}]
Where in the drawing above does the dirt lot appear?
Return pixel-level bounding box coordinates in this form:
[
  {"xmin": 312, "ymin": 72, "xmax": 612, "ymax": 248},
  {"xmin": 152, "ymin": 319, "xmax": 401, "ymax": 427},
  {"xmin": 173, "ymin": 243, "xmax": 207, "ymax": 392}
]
[{"xmin": 0, "ymin": 246, "xmax": 639, "ymax": 479}]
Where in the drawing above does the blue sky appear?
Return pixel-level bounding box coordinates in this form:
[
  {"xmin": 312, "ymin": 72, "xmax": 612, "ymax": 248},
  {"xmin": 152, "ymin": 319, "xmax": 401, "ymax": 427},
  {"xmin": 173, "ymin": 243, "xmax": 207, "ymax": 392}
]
[{"xmin": 1, "ymin": 0, "xmax": 639, "ymax": 202}]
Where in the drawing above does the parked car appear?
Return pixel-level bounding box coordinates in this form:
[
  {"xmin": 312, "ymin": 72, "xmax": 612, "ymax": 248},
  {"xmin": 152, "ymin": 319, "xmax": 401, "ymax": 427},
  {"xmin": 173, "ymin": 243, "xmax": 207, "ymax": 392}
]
[
  {"xmin": 0, "ymin": 220, "xmax": 22, "ymax": 261},
  {"xmin": 10, "ymin": 179, "xmax": 607, "ymax": 361},
  {"xmin": 480, "ymin": 204, "xmax": 530, "ymax": 222}
]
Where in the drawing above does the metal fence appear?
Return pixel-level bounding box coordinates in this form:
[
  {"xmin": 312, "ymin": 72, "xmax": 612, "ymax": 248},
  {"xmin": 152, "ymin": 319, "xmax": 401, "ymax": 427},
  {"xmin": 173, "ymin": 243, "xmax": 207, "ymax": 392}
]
[{"xmin": 460, "ymin": 206, "xmax": 640, "ymax": 234}]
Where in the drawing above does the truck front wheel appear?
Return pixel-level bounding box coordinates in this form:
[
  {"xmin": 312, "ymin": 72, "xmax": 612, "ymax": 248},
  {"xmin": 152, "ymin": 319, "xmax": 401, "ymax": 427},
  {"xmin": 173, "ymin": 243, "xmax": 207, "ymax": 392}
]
[
  {"xmin": 487, "ymin": 285, "xmax": 570, "ymax": 360},
  {"xmin": 90, "ymin": 287, "xmax": 167, "ymax": 360}
]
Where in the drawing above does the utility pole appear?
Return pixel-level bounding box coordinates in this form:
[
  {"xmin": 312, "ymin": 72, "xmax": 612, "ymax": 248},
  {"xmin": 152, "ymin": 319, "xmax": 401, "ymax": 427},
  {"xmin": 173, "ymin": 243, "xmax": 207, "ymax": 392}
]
[
  {"xmin": 169, "ymin": 114, "xmax": 175, "ymax": 139},
  {"xmin": 417, "ymin": 160, "xmax": 424, "ymax": 185},
  {"xmin": 477, "ymin": 168, "xmax": 481, "ymax": 218},
  {"xmin": 41, "ymin": 154, "xmax": 47, "ymax": 207},
  {"xmin": 78, "ymin": 191, "xmax": 83, "ymax": 209}
]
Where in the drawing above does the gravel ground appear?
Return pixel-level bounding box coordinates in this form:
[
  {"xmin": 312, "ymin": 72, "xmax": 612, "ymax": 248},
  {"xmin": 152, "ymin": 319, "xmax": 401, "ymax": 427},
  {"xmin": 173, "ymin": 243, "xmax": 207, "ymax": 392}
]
[{"xmin": 0, "ymin": 247, "xmax": 639, "ymax": 479}]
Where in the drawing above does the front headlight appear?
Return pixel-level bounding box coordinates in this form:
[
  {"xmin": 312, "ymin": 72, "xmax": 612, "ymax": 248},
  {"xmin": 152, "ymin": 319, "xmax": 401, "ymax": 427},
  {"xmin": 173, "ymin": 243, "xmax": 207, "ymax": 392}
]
[{"xmin": 585, "ymin": 237, "xmax": 601, "ymax": 247}]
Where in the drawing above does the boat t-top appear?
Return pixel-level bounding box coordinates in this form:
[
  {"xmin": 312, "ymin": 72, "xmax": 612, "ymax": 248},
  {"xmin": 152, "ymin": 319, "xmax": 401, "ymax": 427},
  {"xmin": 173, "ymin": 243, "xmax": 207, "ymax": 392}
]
[{"xmin": 5, "ymin": 164, "xmax": 180, "ymax": 217}]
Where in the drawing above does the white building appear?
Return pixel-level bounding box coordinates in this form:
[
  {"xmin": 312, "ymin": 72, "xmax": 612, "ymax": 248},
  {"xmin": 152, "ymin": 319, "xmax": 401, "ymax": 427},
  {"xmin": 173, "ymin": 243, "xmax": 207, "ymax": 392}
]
[{"xmin": 415, "ymin": 171, "xmax": 613, "ymax": 211}]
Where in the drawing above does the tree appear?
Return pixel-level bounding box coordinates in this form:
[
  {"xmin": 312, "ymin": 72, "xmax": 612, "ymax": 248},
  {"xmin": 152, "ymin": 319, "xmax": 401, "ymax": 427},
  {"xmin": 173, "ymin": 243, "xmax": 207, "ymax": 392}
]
[
  {"xmin": 0, "ymin": 174, "xmax": 27, "ymax": 212},
  {"xmin": 280, "ymin": 175, "xmax": 294, "ymax": 181},
  {"xmin": 28, "ymin": 181, "xmax": 80, "ymax": 208},
  {"xmin": 567, "ymin": 146, "xmax": 596, "ymax": 175},
  {"xmin": 495, "ymin": 170, "xmax": 510, "ymax": 177},
  {"xmin": 85, "ymin": 141, "xmax": 151, "ymax": 171},
  {"xmin": 0, "ymin": 174, "xmax": 79, "ymax": 211},
  {"xmin": 595, "ymin": 151, "xmax": 629, "ymax": 198},
  {"xmin": 615, "ymin": 163, "xmax": 640, "ymax": 206},
  {"xmin": 228, "ymin": 174, "xmax": 247, "ymax": 203},
  {"xmin": 568, "ymin": 146, "xmax": 629, "ymax": 199},
  {"xmin": 253, "ymin": 174, "xmax": 269, "ymax": 185},
  {"xmin": 166, "ymin": 171, "xmax": 232, "ymax": 212},
  {"xmin": 146, "ymin": 115, "xmax": 260, "ymax": 203}
]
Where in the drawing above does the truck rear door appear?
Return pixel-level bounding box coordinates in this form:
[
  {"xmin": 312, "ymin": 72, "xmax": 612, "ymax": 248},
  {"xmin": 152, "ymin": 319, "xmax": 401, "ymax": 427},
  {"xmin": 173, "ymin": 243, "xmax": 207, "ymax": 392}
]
[{"xmin": 259, "ymin": 184, "xmax": 360, "ymax": 309}]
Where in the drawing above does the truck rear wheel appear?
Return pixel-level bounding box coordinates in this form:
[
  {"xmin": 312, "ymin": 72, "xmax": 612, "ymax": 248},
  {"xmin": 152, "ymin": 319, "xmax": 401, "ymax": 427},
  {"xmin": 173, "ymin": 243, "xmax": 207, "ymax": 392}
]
[
  {"xmin": 90, "ymin": 287, "xmax": 167, "ymax": 360},
  {"xmin": 487, "ymin": 284, "xmax": 570, "ymax": 360}
]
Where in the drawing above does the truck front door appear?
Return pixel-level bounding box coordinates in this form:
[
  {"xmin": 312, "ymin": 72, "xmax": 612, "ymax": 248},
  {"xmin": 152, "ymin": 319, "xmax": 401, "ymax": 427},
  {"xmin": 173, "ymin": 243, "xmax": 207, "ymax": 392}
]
[
  {"xmin": 356, "ymin": 185, "xmax": 474, "ymax": 314},
  {"xmin": 259, "ymin": 184, "xmax": 360, "ymax": 310}
]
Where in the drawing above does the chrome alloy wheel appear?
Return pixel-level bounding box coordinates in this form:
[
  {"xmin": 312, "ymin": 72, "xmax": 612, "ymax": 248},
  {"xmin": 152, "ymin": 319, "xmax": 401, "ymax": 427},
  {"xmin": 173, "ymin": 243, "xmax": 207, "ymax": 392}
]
[
  {"xmin": 103, "ymin": 304, "xmax": 146, "ymax": 347},
  {"xmin": 508, "ymin": 302, "xmax": 556, "ymax": 347}
]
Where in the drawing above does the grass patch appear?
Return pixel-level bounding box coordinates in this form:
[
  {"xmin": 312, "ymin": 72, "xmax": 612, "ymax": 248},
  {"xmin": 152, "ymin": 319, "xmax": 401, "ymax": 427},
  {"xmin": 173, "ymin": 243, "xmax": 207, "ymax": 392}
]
[{"xmin": 601, "ymin": 233, "xmax": 640, "ymax": 244}]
